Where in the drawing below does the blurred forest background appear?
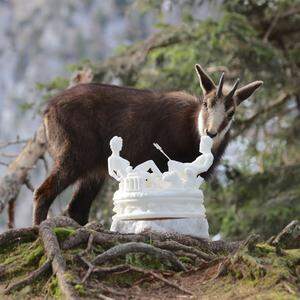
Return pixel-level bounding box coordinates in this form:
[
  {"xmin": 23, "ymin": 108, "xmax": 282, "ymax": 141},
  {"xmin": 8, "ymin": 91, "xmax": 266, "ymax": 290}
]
[{"xmin": 0, "ymin": 0, "xmax": 299, "ymax": 240}]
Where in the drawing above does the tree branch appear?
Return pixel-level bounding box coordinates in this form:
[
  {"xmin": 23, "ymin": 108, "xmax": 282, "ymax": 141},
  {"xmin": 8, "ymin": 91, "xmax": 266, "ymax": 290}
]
[
  {"xmin": 233, "ymin": 92, "xmax": 290, "ymax": 139},
  {"xmin": 0, "ymin": 124, "xmax": 46, "ymax": 213}
]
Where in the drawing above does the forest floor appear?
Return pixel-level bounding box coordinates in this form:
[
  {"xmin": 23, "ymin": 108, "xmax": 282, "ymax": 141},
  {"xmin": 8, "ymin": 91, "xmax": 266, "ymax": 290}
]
[{"xmin": 0, "ymin": 217, "xmax": 299, "ymax": 300}]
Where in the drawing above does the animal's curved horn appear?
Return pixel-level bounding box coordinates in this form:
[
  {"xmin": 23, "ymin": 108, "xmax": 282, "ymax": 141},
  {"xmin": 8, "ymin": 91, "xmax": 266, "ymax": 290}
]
[
  {"xmin": 216, "ymin": 72, "xmax": 224, "ymax": 98},
  {"xmin": 225, "ymin": 78, "xmax": 240, "ymax": 100}
]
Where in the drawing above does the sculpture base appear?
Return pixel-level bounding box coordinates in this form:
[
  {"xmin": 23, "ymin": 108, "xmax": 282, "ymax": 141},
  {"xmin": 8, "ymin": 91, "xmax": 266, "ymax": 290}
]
[{"xmin": 110, "ymin": 217, "xmax": 209, "ymax": 238}]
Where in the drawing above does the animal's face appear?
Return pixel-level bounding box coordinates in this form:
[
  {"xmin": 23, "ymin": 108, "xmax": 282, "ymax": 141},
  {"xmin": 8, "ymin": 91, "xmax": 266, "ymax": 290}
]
[
  {"xmin": 198, "ymin": 89, "xmax": 234, "ymax": 141},
  {"xmin": 195, "ymin": 64, "xmax": 263, "ymax": 142}
]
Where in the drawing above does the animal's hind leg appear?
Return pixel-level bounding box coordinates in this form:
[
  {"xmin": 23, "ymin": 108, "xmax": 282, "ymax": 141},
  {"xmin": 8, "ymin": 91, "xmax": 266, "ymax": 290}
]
[
  {"xmin": 33, "ymin": 167, "xmax": 78, "ymax": 225},
  {"xmin": 67, "ymin": 175, "xmax": 105, "ymax": 226}
]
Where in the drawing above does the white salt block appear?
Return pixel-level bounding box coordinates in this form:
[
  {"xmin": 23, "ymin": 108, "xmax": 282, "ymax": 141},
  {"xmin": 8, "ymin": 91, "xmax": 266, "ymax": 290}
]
[{"xmin": 110, "ymin": 216, "xmax": 209, "ymax": 238}]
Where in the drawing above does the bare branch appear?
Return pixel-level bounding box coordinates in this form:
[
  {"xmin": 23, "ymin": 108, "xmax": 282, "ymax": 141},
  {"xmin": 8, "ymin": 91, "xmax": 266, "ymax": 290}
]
[
  {"xmin": 0, "ymin": 152, "xmax": 18, "ymax": 158},
  {"xmin": 233, "ymin": 92, "xmax": 290, "ymax": 139},
  {"xmin": 24, "ymin": 176, "xmax": 35, "ymax": 192},
  {"xmin": 0, "ymin": 124, "xmax": 46, "ymax": 213},
  {"xmin": 0, "ymin": 137, "xmax": 28, "ymax": 149},
  {"xmin": 263, "ymin": 11, "xmax": 280, "ymax": 43},
  {"xmin": 40, "ymin": 155, "xmax": 49, "ymax": 174}
]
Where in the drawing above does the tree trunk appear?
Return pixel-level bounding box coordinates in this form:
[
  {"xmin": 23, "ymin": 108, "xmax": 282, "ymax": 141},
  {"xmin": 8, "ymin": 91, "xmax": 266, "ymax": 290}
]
[{"xmin": 0, "ymin": 124, "xmax": 46, "ymax": 213}]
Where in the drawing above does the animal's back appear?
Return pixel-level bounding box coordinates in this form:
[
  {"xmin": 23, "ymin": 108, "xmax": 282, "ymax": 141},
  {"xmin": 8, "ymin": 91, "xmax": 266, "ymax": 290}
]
[{"xmin": 44, "ymin": 83, "xmax": 200, "ymax": 173}]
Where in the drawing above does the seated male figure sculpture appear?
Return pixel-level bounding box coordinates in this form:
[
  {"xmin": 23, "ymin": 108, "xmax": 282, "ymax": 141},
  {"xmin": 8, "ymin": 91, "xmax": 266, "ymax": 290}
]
[
  {"xmin": 108, "ymin": 136, "xmax": 162, "ymax": 189},
  {"xmin": 108, "ymin": 136, "xmax": 131, "ymax": 181}
]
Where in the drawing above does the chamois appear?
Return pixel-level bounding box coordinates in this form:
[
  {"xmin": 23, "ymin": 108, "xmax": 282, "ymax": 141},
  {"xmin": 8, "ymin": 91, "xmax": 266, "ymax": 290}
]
[{"xmin": 33, "ymin": 64, "xmax": 263, "ymax": 225}]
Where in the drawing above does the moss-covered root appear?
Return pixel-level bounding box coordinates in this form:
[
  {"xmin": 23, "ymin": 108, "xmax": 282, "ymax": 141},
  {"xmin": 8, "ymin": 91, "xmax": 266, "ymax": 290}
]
[
  {"xmin": 39, "ymin": 217, "xmax": 81, "ymax": 300},
  {"xmin": 4, "ymin": 259, "xmax": 51, "ymax": 294},
  {"xmin": 218, "ymin": 240, "xmax": 300, "ymax": 298},
  {"xmin": 270, "ymin": 220, "xmax": 300, "ymax": 250}
]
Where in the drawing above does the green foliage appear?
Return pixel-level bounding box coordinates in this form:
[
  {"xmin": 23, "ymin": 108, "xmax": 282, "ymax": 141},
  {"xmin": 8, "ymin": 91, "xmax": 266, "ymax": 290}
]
[
  {"xmin": 205, "ymin": 164, "xmax": 300, "ymax": 239},
  {"xmin": 19, "ymin": 102, "xmax": 35, "ymax": 112},
  {"xmin": 36, "ymin": 76, "xmax": 69, "ymax": 92}
]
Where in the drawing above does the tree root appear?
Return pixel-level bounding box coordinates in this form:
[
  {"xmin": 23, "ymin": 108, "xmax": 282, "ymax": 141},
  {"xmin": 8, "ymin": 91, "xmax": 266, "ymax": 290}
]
[
  {"xmin": 127, "ymin": 265, "xmax": 193, "ymax": 296},
  {"xmin": 92, "ymin": 242, "xmax": 187, "ymax": 271},
  {"xmin": 0, "ymin": 216, "xmax": 269, "ymax": 299},
  {"xmin": 270, "ymin": 220, "xmax": 300, "ymax": 249},
  {"xmin": 153, "ymin": 240, "xmax": 217, "ymax": 261},
  {"xmin": 0, "ymin": 226, "xmax": 38, "ymax": 246},
  {"xmin": 39, "ymin": 217, "xmax": 81, "ymax": 300},
  {"xmin": 61, "ymin": 225, "xmax": 240, "ymax": 254},
  {"xmin": 79, "ymin": 258, "xmax": 193, "ymax": 296},
  {"xmin": 4, "ymin": 259, "xmax": 51, "ymax": 294},
  {"xmin": 214, "ymin": 234, "xmax": 266, "ymax": 280}
]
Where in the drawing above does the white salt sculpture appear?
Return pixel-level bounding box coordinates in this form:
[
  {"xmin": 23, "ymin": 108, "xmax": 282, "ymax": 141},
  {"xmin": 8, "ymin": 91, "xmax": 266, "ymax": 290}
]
[{"xmin": 109, "ymin": 135, "xmax": 214, "ymax": 238}]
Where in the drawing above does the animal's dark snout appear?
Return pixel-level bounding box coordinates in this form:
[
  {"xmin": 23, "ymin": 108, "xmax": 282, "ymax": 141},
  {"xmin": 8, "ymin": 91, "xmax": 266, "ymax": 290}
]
[{"xmin": 206, "ymin": 130, "xmax": 217, "ymax": 138}]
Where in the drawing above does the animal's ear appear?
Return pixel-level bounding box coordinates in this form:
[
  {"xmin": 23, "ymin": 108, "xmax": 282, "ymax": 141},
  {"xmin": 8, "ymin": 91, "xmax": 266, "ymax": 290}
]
[
  {"xmin": 234, "ymin": 81, "xmax": 263, "ymax": 105},
  {"xmin": 195, "ymin": 64, "xmax": 215, "ymax": 95}
]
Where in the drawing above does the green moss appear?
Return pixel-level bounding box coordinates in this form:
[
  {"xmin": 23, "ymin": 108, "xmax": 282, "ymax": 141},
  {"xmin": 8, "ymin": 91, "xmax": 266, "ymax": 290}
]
[
  {"xmin": 199, "ymin": 272, "xmax": 299, "ymax": 300},
  {"xmin": 222, "ymin": 242, "xmax": 300, "ymax": 299},
  {"xmin": 94, "ymin": 244, "xmax": 105, "ymax": 254},
  {"xmin": 38, "ymin": 255, "xmax": 47, "ymax": 267},
  {"xmin": 25, "ymin": 244, "xmax": 44, "ymax": 265},
  {"xmin": 179, "ymin": 256, "xmax": 192, "ymax": 264},
  {"xmin": 64, "ymin": 272, "xmax": 76, "ymax": 282},
  {"xmin": 2, "ymin": 240, "xmax": 43, "ymax": 268},
  {"xmin": 48, "ymin": 277, "xmax": 62, "ymax": 299},
  {"xmin": 75, "ymin": 284, "xmax": 86, "ymax": 296},
  {"xmin": 105, "ymin": 270, "xmax": 142, "ymax": 287},
  {"xmin": 255, "ymin": 243, "xmax": 275, "ymax": 255},
  {"xmin": 125, "ymin": 253, "xmax": 167, "ymax": 270},
  {"xmin": 1, "ymin": 242, "xmax": 30, "ymax": 265},
  {"xmin": 53, "ymin": 227, "xmax": 76, "ymax": 242}
]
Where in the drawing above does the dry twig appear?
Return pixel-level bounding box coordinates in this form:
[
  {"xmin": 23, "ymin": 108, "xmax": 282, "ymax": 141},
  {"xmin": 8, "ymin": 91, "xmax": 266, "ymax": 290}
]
[{"xmin": 0, "ymin": 138, "xmax": 28, "ymax": 149}]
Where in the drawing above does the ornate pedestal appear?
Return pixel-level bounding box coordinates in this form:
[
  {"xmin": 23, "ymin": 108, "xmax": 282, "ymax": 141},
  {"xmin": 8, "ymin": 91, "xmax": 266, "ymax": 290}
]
[
  {"xmin": 108, "ymin": 135, "xmax": 214, "ymax": 239},
  {"xmin": 110, "ymin": 173, "xmax": 209, "ymax": 238}
]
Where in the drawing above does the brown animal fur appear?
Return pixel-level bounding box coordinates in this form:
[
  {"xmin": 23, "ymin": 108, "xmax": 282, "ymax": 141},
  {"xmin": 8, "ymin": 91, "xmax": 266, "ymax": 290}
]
[{"xmin": 33, "ymin": 65, "xmax": 262, "ymax": 225}]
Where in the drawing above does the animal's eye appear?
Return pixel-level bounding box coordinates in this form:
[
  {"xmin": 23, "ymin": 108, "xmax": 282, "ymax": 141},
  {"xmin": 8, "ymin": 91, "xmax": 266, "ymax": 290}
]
[
  {"xmin": 228, "ymin": 111, "xmax": 234, "ymax": 119},
  {"xmin": 203, "ymin": 102, "xmax": 207, "ymax": 109}
]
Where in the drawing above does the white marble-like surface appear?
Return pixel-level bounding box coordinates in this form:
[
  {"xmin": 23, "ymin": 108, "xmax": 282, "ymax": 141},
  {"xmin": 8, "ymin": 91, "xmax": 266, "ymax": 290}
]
[
  {"xmin": 107, "ymin": 135, "xmax": 214, "ymax": 238},
  {"xmin": 111, "ymin": 216, "xmax": 209, "ymax": 238}
]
